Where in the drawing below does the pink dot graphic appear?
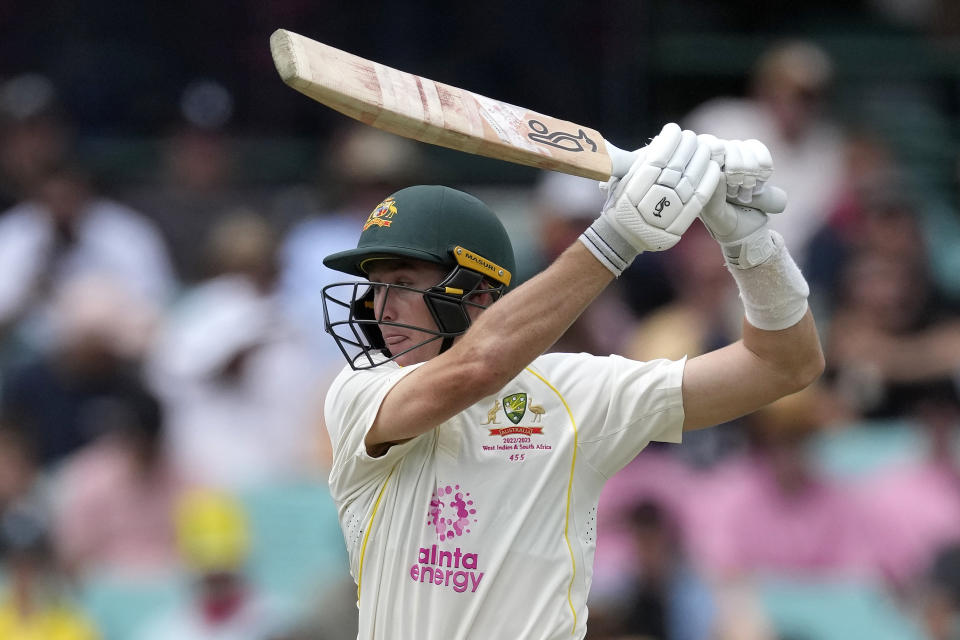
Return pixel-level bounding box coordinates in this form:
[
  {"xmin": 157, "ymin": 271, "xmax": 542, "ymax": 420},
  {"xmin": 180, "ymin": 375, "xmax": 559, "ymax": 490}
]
[{"xmin": 426, "ymin": 484, "xmax": 478, "ymax": 540}]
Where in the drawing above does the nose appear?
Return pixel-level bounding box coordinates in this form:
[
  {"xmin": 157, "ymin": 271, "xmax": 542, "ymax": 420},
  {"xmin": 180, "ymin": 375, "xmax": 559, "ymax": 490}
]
[{"xmin": 372, "ymin": 285, "xmax": 394, "ymax": 321}]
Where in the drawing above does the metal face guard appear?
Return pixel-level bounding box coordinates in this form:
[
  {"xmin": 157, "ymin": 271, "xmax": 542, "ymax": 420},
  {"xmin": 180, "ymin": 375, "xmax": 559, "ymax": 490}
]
[{"xmin": 321, "ymin": 270, "xmax": 504, "ymax": 370}]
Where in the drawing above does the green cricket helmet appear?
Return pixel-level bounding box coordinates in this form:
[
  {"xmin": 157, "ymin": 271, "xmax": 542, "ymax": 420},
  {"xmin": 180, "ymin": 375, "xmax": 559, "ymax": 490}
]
[{"xmin": 322, "ymin": 185, "xmax": 516, "ymax": 369}]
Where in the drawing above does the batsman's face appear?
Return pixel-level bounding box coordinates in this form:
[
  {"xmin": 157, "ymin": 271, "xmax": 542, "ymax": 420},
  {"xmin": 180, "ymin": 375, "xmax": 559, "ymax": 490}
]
[{"xmin": 366, "ymin": 259, "xmax": 447, "ymax": 366}]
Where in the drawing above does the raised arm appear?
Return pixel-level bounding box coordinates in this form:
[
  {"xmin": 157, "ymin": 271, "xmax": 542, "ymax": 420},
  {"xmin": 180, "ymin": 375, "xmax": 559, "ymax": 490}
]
[
  {"xmin": 681, "ymin": 138, "xmax": 824, "ymax": 430},
  {"xmin": 366, "ymin": 124, "xmax": 721, "ymax": 454}
]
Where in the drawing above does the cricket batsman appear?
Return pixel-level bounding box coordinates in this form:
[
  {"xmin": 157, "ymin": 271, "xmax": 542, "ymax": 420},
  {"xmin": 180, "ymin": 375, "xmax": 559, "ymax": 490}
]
[{"xmin": 320, "ymin": 123, "xmax": 824, "ymax": 639}]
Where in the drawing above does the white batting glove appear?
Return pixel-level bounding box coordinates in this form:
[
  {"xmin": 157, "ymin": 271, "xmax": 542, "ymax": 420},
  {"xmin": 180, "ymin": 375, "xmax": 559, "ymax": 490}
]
[
  {"xmin": 700, "ymin": 174, "xmax": 788, "ymax": 269},
  {"xmin": 580, "ymin": 123, "xmax": 721, "ymax": 276},
  {"xmin": 697, "ymin": 135, "xmax": 774, "ymax": 204}
]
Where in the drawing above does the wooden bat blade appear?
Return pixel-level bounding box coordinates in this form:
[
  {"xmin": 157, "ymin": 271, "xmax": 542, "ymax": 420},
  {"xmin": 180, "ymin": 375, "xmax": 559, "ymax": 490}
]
[{"xmin": 270, "ymin": 29, "xmax": 632, "ymax": 181}]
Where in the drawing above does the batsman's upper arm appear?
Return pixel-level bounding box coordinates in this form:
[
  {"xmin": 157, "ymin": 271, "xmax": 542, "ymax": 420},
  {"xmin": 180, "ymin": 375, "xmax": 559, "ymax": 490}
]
[
  {"xmin": 325, "ymin": 363, "xmax": 423, "ymax": 461},
  {"xmin": 365, "ymin": 351, "xmax": 496, "ymax": 455}
]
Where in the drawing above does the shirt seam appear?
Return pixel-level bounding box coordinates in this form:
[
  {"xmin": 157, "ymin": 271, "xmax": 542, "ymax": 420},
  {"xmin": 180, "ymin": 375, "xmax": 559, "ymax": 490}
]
[
  {"xmin": 577, "ymin": 402, "xmax": 683, "ymax": 445},
  {"xmin": 523, "ymin": 366, "xmax": 580, "ymax": 636}
]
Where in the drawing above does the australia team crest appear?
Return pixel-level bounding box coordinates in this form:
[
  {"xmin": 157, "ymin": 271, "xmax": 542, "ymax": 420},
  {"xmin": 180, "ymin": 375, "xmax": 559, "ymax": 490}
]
[
  {"xmin": 502, "ymin": 393, "xmax": 527, "ymax": 424},
  {"xmin": 363, "ymin": 196, "xmax": 398, "ymax": 231},
  {"xmin": 481, "ymin": 391, "xmax": 551, "ymax": 452}
]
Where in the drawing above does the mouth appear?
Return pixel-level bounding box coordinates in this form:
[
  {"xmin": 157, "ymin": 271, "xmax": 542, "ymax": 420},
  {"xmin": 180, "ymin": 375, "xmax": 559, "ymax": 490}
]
[{"xmin": 383, "ymin": 334, "xmax": 408, "ymax": 347}]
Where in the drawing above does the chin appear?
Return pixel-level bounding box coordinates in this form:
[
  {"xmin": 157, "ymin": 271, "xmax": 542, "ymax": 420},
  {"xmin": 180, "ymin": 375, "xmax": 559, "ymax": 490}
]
[
  {"xmin": 394, "ymin": 352, "xmax": 428, "ymax": 367},
  {"xmin": 393, "ymin": 341, "xmax": 442, "ymax": 367}
]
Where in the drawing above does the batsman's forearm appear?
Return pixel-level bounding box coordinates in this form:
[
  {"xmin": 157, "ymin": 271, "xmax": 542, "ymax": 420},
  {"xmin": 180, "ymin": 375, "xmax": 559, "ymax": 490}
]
[
  {"xmin": 365, "ymin": 243, "xmax": 614, "ymax": 450},
  {"xmin": 681, "ymin": 310, "xmax": 824, "ymax": 431},
  {"xmin": 451, "ymin": 242, "xmax": 614, "ymax": 392},
  {"xmin": 742, "ymin": 310, "xmax": 825, "ymax": 392}
]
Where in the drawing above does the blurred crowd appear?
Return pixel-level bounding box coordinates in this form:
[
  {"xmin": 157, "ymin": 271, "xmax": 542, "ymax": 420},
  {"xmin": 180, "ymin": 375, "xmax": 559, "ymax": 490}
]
[{"xmin": 0, "ymin": 33, "xmax": 958, "ymax": 640}]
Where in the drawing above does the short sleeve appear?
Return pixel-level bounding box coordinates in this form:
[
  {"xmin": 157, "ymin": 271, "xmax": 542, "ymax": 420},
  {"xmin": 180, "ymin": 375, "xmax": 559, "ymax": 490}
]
[
  {"xmin": 324, "ymin": 362, "xmax": 430, "ymax": 501},
  {"xmin": 533, "ymin": 353, "xmax": 686, "ymax": 478}
]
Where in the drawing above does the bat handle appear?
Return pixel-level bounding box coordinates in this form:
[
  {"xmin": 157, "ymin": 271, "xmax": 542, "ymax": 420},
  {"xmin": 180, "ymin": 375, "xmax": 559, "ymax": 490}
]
[
  {"xmin": 606, "ymin": 140, "xmax": 789, "ymax": 214},
  {"xmin": 605, "ymin": 142, "xmax": 642, "ymax": 179}
]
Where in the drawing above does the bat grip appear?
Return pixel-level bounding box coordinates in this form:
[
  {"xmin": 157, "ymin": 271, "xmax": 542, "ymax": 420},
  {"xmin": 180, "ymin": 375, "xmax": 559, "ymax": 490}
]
[{"xmin": 605, "ymin": 142, "xmax": 642, "ymax": 179}]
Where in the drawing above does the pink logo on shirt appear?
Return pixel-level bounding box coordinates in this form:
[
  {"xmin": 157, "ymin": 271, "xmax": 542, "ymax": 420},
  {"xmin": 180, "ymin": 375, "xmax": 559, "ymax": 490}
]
[{"xmin": 427, "ymin": 484, "xmax": 477, "ymax": 541}]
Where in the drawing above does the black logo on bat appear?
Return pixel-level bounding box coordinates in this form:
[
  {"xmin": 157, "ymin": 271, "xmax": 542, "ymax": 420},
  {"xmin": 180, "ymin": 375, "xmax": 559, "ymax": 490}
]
[{"xmin": 527, "ymin": 119, "xmax": 598, "ymax": 153}]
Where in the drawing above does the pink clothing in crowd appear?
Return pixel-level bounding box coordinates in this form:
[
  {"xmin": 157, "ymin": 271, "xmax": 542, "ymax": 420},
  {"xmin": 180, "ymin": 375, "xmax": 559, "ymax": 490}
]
[
  {"xmin": 856, "ymin": 463, "xmax": 960, "ymax": 586},
  {"xmin": 54, "ymin": 440, "xmax": 183, "ymax": 577},
  {"xmin": 593, "ymin": 452, "xmax": 698, "ymax": 596},
  {"xmin": 595, "ymin": 452, "xmax": 878, "ymax": 589},
  {"xmin": 689, "ymin": 457, "xmax": 874, "ymax": 577}
]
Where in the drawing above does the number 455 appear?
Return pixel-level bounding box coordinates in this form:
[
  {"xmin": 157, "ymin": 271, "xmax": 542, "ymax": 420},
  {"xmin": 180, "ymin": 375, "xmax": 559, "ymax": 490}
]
[{"xmin": 509, "ymin": 454, "xmax": 525, "ymax": 462}]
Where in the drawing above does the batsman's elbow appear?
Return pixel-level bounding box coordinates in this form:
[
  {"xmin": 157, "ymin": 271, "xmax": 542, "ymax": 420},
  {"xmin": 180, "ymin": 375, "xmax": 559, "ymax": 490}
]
[{"xmin": 785, "ymin": 343, "xmax": 826, "ymax": 394}]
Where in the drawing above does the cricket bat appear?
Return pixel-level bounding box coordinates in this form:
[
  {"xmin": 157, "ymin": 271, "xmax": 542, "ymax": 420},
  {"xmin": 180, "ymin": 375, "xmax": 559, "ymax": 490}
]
[{"xmin": 269, "ymin": 29, "xmax": 638, "ymax": 181}]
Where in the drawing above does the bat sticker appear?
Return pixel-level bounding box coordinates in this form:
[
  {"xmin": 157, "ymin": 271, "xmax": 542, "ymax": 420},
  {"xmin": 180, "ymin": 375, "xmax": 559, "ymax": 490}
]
[{"xmin": 527, "ymin": 119, "xmax": 597, "ymax": 153}]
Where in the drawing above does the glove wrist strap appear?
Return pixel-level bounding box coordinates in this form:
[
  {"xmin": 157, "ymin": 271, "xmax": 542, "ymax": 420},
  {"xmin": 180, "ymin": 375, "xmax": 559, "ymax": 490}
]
[
  {"xmin": 579, "ymin": 216, "xmax": 641, "ymax": 277},
  {"xmin": 717, "ymin": 225, "xmax": 777, "ymax": 269}
]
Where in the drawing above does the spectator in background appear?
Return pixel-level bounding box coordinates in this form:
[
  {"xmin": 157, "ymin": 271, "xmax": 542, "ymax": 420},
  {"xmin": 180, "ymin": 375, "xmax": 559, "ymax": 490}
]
[
  {"xmin": 685, "ymin": 40, "xmax": 844, "ymax": 262},
  {"xmin": 1, "ymin": 276, "xmax": 159, "ymax": 467},
  {"xmin": 596, "ymin": 500, "xmax": 716, "ymax": 640},
  {"xmin": 0, "ymin": 425, "xmax": 44, "ymax": 520},
  {"xmin": 824, "ymin": 196, "xmax": 960, "ymax": 419},
  {"xmin": 621, "ymin": 224, "xmax": 738, "ymax": 364},
  {"xmin": 0, "ymin": 164, "xmax": 175, "ymax": 361},
  {"xmin": 0, "ymin": 74, "xmax": 70, "ymax": 211},
  {"xmin": 531, "ymin": 172, "xmax": 637, "ymax": 355},
  {"xmin": 688, "ymin": 386, "xmax": 872, "ymax": 578},
  {"xmin": 0, "ymin": 501, "xmax": 101, "ymax": 640},
  {"xmin": 135, "ymin": 490, "xmax": 293, "ymax": 640},
  {"xmin": 803, "ymin": 132, "xmax": 898, "ymax": 314},
  {"xmin": 52, "ymin": 383, "xmax": 183, "ymax": 580},
  {"xmin": 857, "ymin": 389, "xmax": 960, "ymax": 590},
  {"xmin": 593, "ymin": 448, "xmax": 698, "ymax": 603},
  {"xmin": 917, "ymin": 543, "xmax": 960, "ymax": 640},
  {"xmin": 147, "ymin": 211, "xmax": 324, "ymax": 488},
  {"xmin": 125, "ymin": 81, "xmax": 255, "ymax": 284},
  {"xmin": 915, "ymin": 153, "xmax": 960, "ymax": 303}
]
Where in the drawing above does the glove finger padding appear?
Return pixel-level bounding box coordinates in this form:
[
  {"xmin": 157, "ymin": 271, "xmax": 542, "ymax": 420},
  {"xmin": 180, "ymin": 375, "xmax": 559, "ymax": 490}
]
[
  {"xmin": 603, "ymin": 124, "xmax": 721, "ymax": 252},
  {"xmin": 722, "ymin": 138, "xmax": 775, "ymax": 204},
  {"xmin": 696, "ymin": 133, "xmax": 726, "ymax": 165},
  {"xmin": 744, "ymin": 139, "xmax": 774, "ymax": 185},
  {"xmin": 666, "ymin": 160, "xmax": 721, "ymax": 235},
  {"xmin": 644, "ymin": 123, "xmax": 684, "ymax": 168},
  {"xmin": 723, "ymin": 140, "xmax": 744, "ymax": 199},
  {"xmin": 737, "ymin": 144, "xmax": 758, "ymax": 195},
  {"xmin": 675, "ymin": 143, "xmax": 711, "ymax": 202},
  {"xmin": 660, "ymin": 129, "xmax": 699, "ymax": 189},
  {"xmin": 612, "ymin": 123, "xmax": 682, "ymax": 206}
]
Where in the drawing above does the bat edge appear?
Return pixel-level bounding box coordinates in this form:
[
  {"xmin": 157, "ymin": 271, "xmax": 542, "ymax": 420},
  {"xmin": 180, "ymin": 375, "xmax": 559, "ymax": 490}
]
[{"xmin": 270, "ymin": 29, "xmax": 304, "ymax": 87}]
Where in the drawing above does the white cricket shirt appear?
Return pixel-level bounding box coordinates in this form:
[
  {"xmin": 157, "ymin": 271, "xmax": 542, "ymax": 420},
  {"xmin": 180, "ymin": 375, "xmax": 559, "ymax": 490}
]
[{"xmin": 325, "ymin": 352, "xmax": 686, "ymax": 639}]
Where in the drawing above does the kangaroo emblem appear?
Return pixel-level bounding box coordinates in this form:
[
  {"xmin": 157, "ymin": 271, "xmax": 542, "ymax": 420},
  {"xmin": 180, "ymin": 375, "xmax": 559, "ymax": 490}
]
[{"xmin": 481, "ymin": 401, "xmax": 501, "ymax": 425}]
